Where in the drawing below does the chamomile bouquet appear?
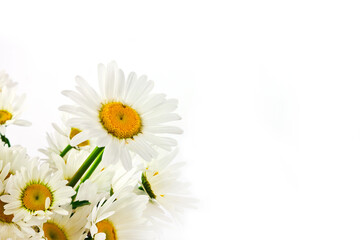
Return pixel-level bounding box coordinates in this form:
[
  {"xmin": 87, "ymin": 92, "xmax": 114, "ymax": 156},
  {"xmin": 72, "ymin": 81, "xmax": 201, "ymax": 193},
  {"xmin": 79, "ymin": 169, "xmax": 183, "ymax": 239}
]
[{"xmin": 0, "ymin": 62, "xmax": 195, "ymax": 240}]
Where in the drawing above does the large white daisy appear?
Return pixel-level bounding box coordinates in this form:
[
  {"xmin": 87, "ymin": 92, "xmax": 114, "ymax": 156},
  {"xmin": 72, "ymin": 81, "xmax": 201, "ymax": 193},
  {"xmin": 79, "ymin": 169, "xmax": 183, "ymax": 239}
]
[
  {"xmin": 0, "ymin": 160, "xmax": 75, "ymax": 225},
  {"xmin": 60, "ymin": 61, "xmax": 182, "ymax": 169},
  {"xmin": 139, "ymin": 149, "xmax": 196, "ymax": 222},
  {"xmin": 0, "ymin": 86, "xmax": 31, "ymax": 135}
]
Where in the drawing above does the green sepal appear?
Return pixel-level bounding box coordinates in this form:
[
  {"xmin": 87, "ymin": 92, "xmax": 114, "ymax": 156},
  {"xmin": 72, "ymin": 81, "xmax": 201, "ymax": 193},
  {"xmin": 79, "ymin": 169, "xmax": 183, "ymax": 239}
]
[
  {"xmin": 71, "ymin": 200, "xmax": 91, "ymax": 209},
  {"xmin": 0, "ymin": 134, "xmax": 11, "ymax": 147},
  {"xmin": 141, "ymin": 172, "xmax": 156, "ymax": 199}
]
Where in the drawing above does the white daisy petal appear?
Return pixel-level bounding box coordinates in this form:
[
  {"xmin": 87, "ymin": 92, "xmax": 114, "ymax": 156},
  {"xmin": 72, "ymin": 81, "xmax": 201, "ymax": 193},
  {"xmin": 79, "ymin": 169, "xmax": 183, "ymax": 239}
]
[
  {"xmin": 95, "ymin": 233, "xmax": 106, "ymax": 240},
  {"xmin": 105, "ymin": 61, "xmax": 117, "ymax": 99},
  {"xmin": 13, "ymin": 119, "xmax": 31, "ymax": 126},
  {"xmin": 75, "ymin": 75, "xmax": 101, "ymax": 103},
  {"xmin": 98, "ymin": 63, "xmax": 107, "ymax": 98},
  {"xmin": 102, "ymin": 142, "xmax": 117, "ymax": 165},
  {"xmin": 119, "ymin": 143, "xmax": 132, "ymax": 170},
  {"xmin": 123, "ymin": 72, "xmax": 137, "ymax": 103},
  {"xmin": 69, "ymin": 132, "xmax": 91, "ymax": 146}
]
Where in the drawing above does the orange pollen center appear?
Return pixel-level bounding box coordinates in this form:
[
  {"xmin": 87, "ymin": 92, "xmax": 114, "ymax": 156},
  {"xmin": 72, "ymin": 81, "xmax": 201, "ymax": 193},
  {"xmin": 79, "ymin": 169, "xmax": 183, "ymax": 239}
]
[
  {"xmin": 43, "ymin": 222, "xmax": 67, "ymax": 240},
  {"xmin": 0, "ymin": 199, "xmax": 14, "ymax": 223},
  {"xmin": 22, "ymin": 184, "xmax": 53, "ymax": 211},
  {"xmin": 0, "ymin": 110, "xmax": 12, "ymax": 125},
  {"xmin": 69, "ymin": 128, "xmax": 90, "ymax": 147},
  {"xmin": 99, "ymin": 102, "xmax": 142, "ymax": 139},
  {"xmin": 96, "ymin": 219, "xmax": 117, "ymax": 240}
]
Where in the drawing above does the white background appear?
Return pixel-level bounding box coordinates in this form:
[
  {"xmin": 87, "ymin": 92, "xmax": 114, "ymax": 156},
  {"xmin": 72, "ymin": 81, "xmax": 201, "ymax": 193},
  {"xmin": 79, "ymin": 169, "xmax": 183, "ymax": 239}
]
[{"xmin": 1, "ymin": 1, "xmax": 360, "ymax": 239}]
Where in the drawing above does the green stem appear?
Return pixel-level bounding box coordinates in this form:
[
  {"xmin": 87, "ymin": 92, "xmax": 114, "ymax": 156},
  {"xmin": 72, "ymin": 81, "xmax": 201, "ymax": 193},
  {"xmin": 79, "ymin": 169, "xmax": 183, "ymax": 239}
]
[
  {"xmin": 80, "ymin": 150, "xmax": 104, "ymax": 184},
  {"xmin": 0, "ymin": 134, "xmax": 11, "ymax": 147},
  {"xmin": 72, "ymin": 149, "xmax": 104, "ymax": 201},
  {"xmin": 60, "ymin": 144, "xmax": 73, "ymax": 157},
  {"xmin": 67, "ymin": 146, "xmax": 104, "ymax": 187}
]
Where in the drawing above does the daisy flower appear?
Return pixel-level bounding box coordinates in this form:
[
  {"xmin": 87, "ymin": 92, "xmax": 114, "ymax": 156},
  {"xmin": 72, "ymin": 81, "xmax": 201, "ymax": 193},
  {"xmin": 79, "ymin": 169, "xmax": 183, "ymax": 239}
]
[
  {"xmin": 39, "ymin": 114, "xmax": 94, "ymax": 161},
  {"xmin": 0, "ymin": 86, "xmax": 31, "ymax": 135},
  {"xmin": 0, "ymin": 159, "xmax": 38, "ymax": 240},
  {"xmin": 86, "ymin": 188, "xmax": 153, "ymax": 240},
  {"xmin": 39, "ymin": 205, "xmax": 88, "ymax": 240},
  {"xmin": 0, "ymin": 160, "xmax": 75, "ymax": 225},
  {"xmin": 60, "ymin": 61, "xmax": 182, "ymax": 169},
  {"xmin": 139, "ymin": 149, "xmax": 196, "ymax": 222},
  {"xmin": 0, "ymin": 145, "xmax": 27, "ymax": 228}
]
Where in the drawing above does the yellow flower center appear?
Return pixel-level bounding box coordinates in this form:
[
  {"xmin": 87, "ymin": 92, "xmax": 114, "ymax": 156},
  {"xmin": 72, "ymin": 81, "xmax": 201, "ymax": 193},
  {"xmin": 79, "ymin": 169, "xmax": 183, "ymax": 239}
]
[
  {"xmin": 0, "ymin": 110, "xmax": 12, "ymax": 125},
  {"xmin": 99, "ymin": 102, "xmax": 142, "ymax": 139},
  {"xmin": 96, "ymin": 219, "xmax": 117, "ymax": 240},
  {"xmin": 22, "ymin": 184, "xmax": 53, "ymax": 211},
  {"xmin": 0, "ymin": 199, "xmax": 14, "ymax": 223},
  {"xmin": 43, "ymin": 222, "xmax": 67, "ymax": 240},
  {"xmin": 69, "ymin": 128, "xmax": 90, "ymax": 147}
]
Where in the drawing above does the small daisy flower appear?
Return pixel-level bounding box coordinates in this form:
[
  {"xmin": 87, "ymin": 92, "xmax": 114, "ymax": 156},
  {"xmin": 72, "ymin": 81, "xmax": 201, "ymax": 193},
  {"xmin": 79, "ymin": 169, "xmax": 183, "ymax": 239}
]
[
  {"xmin": 39, "ymin": 205, "xmax": 88, "ymax": 240},
  {"xmin": 0, "ymin": 160, "xmax": 75, "ymax": 225},
  {"xmin": 39, "ymin": 114, "xmax": 93, "ymax": 161},
  {"xmin": 0, "ymin": 86, "xmax": 31, "ymax": 134},
  {"xmin": 0, "ymin": 71, "xmax": 17, "ymax": 90},
  {"xmin": 60, "ymin": 61, "xmax": 182, "ymax": 169},
  {"xmin": 87, "ymin": 188, "xmax": 153, "ymax": 240},
  {"xmin": 140, "ymin": 149, "xmax": 196, "ymax": 222}
]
